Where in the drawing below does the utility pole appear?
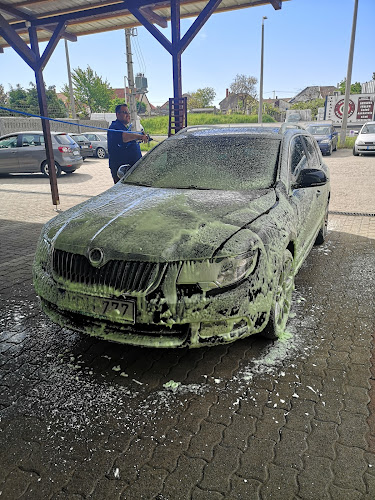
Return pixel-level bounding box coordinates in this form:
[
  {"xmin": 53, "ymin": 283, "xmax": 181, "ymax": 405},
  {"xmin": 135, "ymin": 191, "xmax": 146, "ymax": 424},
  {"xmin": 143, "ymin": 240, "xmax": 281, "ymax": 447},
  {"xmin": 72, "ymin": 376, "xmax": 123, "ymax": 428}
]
[
  {"xmin": 258, "ymin": 16, "xmax": 267, "ymax": 124},
  {"xmin": 64, "ymin": 39, "xmax": 76, "ymax": 119},
  {"xmin": 124, "ymin": 28, "xmax": 138, "ymax": 128},
  {"xmin": 340, "ymin": 0, "xmax": 358, "ymax": 146}
]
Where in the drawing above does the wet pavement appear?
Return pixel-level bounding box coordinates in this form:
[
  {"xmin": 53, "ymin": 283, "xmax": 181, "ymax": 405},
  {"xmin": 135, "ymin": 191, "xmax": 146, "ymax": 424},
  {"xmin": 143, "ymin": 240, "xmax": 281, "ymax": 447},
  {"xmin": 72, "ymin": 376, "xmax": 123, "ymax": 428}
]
[{"xmin": 0, "ymin": 150, "xmax": 375, "ymax": 499}]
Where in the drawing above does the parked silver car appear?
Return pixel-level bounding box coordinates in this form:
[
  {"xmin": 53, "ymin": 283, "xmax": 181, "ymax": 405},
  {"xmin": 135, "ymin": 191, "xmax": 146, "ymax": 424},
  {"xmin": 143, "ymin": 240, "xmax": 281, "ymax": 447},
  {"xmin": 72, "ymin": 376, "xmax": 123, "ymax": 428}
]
[
  {"xmin": 0, "ymin": 131, "xmax": 83, "ymax": 177},
  {"xmin": 82, "ymin": 132, "xmax": 108, "ymax": 159}
]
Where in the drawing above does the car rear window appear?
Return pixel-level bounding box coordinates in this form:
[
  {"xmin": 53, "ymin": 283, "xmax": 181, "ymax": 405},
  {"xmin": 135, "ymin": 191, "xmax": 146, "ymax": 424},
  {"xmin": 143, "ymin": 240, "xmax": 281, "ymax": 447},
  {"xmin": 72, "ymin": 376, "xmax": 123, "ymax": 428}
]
[
  {"xmin": 125, "ymin": 135, "xmax": 280, "ymax": 191},
  {"xmin": 54, "ymin": 134, "xmax": 76, "ymax": 145},
  {"xmin": 71, "ymin": 134, "xmax": 87, "ymax": 141}
]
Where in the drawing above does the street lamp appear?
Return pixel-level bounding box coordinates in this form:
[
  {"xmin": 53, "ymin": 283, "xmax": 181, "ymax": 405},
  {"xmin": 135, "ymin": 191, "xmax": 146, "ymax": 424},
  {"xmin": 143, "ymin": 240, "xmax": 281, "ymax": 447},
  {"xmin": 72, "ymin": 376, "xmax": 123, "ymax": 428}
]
[{"xmin": 258, "ymin": 16, "xmax": 267, "ymax": 124}]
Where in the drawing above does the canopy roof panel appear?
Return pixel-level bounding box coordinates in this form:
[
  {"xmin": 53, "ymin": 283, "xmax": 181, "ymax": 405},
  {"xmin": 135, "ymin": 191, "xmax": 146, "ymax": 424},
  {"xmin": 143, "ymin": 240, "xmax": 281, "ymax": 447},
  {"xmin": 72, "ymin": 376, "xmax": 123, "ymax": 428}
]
[{"xmin": 0, "ymin": 0, "xmax": 285, "ymax": 49}]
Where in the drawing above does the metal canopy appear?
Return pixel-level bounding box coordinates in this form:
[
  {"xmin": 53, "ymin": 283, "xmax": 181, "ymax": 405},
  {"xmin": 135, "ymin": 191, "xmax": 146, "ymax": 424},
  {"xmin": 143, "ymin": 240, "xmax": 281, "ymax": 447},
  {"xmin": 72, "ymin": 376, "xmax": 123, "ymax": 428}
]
[
  {"xmin": 0, "ymin": 0, "xmax": 286, "ymax": 207},
  {"xmin": 0, "ymin": 1, "xmax": 284, "ymax": 49}
]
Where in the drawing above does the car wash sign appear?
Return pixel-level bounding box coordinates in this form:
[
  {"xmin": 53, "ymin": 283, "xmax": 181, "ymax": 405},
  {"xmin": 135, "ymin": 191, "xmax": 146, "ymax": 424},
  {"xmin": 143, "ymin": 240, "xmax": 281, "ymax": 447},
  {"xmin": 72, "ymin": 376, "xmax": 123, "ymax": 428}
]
[{"xmin": 325, "ymin": 94, "xmax": 375, "ymax": 124}]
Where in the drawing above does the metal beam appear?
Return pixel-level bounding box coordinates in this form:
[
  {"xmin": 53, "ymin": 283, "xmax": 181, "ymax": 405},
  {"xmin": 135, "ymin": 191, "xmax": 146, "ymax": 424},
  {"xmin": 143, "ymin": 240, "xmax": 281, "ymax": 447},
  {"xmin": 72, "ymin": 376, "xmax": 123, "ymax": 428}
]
[
  {"xmin": 28, "ymin": 25, "xmax": 60, "ymax": 207},
  {"xmin": 270, "ymin": 0, "xmax": 282, "ymax": 10},
  {"xmin": 0, "ymin": 13, "xmax": 36, "ymax": 68},
  {"xmin": 179, "ymin": 0, "xmax": 223, "ymax": 54},
  {"xmin": 38, "ymin": 21, "xmax": 66, "ymax": 71},
  {"xmin": 127, "ymin": 5, "xmax": 172, "ymax": 54},
  {"xmin": 0, "ymin": 1, "xmax": 34, "ymax": 21},
  {"xmin": 140, "ymin": 7, "xmax": 167, "ymax": 28}
]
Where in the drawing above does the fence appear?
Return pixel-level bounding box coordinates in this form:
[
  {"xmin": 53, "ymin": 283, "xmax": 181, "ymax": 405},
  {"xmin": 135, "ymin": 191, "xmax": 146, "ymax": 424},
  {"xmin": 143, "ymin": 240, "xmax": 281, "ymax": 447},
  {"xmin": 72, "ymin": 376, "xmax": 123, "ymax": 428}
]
[{"xmin": 0, "ymin": 117, "xmax": 109, "ymax": 137}]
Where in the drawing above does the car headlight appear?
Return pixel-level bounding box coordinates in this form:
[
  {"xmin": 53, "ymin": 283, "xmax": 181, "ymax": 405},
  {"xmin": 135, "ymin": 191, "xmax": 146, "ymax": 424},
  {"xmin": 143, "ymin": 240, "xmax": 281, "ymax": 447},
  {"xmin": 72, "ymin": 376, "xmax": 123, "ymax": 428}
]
[
  {"xmin": 177, "ymin": 251, "xmax": 258, "ymax": 291},
  {"xmin": 320, "ymin": 139, "xmax": 330, "ymax": 144},
  {"xmin": 34, "ymin": 236, "xmax": 53, "ymax": 271},
  {"xmin": 356, "ymin": 140, "xmax": 364, "ymax": 145}
]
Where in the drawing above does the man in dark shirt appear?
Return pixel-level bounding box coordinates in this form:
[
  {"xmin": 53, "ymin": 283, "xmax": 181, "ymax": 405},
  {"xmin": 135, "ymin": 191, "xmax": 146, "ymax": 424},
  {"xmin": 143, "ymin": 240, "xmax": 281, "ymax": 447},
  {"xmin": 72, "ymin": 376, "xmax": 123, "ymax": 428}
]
[{"xmin": 107, "ymin": 104, "xmax": 148, "ymax": 183}]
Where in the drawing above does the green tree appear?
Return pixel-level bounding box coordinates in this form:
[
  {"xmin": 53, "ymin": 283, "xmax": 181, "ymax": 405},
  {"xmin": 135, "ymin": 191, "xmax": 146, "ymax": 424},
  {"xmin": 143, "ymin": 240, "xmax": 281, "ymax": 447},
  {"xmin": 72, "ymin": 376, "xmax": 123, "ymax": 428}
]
[
  {"xmin": 65, "ymin": 66, "xmax": 114, "ymax": 115},
  {"xmin": 290, "ymin": 98, "xmax": 325, "ymax": 120},
  {"xmin": 338, "ymin": 78, "xmax": 361, "ymax": 94},
  {"xmin": 187, "ymin": 87, "xmax": 216, "ymax": 110},
  {"xmin": 137, "ymin": 100, "xmax": 146, "ymax": 113},
  {"xmin": 229, "ymin": 74, "xmax": 258, "ymax": 114},
  {"xmin": 0, "ymin": 84, "xmax": 7, "ymax": 106},
  {"xmin": 8, "ymin": 83, "xmax": 66, "ymax": 117}
]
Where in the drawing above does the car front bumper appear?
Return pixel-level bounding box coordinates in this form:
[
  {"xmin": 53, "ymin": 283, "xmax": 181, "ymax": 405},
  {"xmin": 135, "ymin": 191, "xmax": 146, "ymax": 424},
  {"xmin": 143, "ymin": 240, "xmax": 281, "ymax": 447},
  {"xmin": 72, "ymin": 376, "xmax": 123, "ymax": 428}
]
[{"xmin": 33, "ymin": 256, "xmax": 273, "ymax": 348}]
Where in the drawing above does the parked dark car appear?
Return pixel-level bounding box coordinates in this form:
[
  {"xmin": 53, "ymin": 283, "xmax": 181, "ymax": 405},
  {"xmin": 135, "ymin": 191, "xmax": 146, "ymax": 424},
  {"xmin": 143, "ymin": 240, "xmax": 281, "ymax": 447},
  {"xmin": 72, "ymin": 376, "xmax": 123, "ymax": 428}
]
[
  {"xmin": 305, "ymin": 123, "xmax": 338, "ymax": 155},
  {"xmin": 0, "ymin": 131, "xmax": 83, "ymax": 176},
  {"xmin": 33, "ymin": 126, "xmax": 330, "ymax": 348},
  {"xmin": 82, "ymin": 132, "xmax": 108, "ymax": 158},
  {"xmin": 69, "ymin": 133, "xmax": 94, "ymax": 159}
]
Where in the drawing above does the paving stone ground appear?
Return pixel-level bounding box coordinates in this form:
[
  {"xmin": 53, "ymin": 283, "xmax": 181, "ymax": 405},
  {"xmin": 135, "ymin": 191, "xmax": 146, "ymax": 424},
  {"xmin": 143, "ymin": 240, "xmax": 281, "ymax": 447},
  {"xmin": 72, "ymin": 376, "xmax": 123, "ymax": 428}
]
[{"xmin": 0, "ymin": 150, "xmax": 374, "ymax": 499}]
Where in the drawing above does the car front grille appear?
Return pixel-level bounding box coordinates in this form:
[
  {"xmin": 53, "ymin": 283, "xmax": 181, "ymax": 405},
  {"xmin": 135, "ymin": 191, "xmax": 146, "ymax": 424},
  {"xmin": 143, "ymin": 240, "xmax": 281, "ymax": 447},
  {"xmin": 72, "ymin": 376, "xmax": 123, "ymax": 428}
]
[
  {"xmin": 364, "ymin": 142, "xmax": 375, "ymax": 145},
  {"xmin": 52, "ymin": 249, "xmax": 167, "ymax": 294}
]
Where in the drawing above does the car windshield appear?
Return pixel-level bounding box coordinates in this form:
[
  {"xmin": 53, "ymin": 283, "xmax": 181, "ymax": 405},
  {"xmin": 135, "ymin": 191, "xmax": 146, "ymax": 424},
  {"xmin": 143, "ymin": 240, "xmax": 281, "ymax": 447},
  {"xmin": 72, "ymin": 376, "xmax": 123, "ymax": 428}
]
[
  {"xmin": 124, "ymin": 134, "xmax": 280, "ymax": 191},
  {"xmin": 361, "ymin": 124, "xmax": 375, "ymax": 134},
  {"xmin": 307, "ymin": 126, "xmax": 330, "ymax": 135},
  {"xmin": 55, "ymin": 134, "xmax": 76, "ymax": 145}
]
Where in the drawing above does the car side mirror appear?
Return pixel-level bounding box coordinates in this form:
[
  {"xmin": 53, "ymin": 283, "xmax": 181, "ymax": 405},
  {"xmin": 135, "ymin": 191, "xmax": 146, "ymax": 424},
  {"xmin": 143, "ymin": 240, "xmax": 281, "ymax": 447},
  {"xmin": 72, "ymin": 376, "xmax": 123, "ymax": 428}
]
[
  {"xmin": 294, "ymin": 168, "xmax": 327, "ymax": 188},
  {"xmin": 117, "ymin": 164, "xmax": 131, "ymax": 179}
]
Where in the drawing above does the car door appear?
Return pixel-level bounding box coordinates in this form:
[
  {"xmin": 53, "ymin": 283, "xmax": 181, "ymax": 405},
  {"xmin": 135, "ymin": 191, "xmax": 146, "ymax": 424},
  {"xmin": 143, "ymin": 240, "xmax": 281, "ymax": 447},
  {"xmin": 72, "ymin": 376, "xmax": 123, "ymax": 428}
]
[
  {"xmin": 18, "ymin": 133, "xmax": 45, "ymax": 172},
  {"xmin": 289, "ymin": 134, "xmax": 318, "ymax": 264},
  {"xmin": 0, "ymin": 134, "xmax": 20, "ymax": 173},
  {"xmin": 303, "ymin": 135, "xmax": 329, "ymax": 237}
]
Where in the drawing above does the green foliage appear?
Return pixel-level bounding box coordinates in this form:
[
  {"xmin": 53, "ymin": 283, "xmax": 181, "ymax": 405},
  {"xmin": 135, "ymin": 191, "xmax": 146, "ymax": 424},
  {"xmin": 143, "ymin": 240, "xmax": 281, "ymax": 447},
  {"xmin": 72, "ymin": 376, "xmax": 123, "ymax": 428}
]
[
  {"xmin": 337, "ymin": 135, "xmax": 356, "ymax": 149},
  {"xmin": 141, "ymin": 113, "xmax": 275, "ymax": 135},
  {"xmin": 229, "ymin": 74, "xmax": 258, "ymax": 114},
  {"xmin": 7, "ymin": 83, "xmax": 67, "ymax": 118},
  {"xmin": 187, "ymin": 87, "xmax": 216, "ymax": 110},
  {"xmin": 338, "ymin": 79, "xmax": 361, "ymax": 94},
  {"xmin": 137, "ymin": 100, "xmax": 146, "ymax": 113},
  {"xmin": 108, "ymin": 97, "xmax": 127, "ymax": 112},
  {"xmin": 290, "ymin": 98, "xmax": 324, "ymax": 119},
  {"xmin": 0, "ymin": 84, "xmax": 7, "ymax": 106},
  {"xmin": 67, "ymin": 66, "xmax": 114, "ymax": 115}
]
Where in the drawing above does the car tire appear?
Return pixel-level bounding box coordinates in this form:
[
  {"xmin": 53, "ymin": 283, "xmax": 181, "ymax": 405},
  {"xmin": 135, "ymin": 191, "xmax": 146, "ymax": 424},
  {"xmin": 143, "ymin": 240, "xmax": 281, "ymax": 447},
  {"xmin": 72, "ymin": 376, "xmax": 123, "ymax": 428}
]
[
  {"xmin": 326, "ymin": 144, "xmax": 332, "ymax": 156},
  {"xmin": 41, "ymin": 160, "xmax": 61, "ymax": 178},
  {"xmin": 65, "ymin": 170, "xmax": 76, "ymax": 175},
  {"xmin": 315, "ymin": 204, "xmax": 328, "ymax": 245},
  {"xmin": 353, "ymin": 146, "xmax": 359, "ymax": 156},
  {"xmin": 262, "ymin": 249, "xmax": 294, "ymax": 340},
  {"xmin": 96, "ymin": 147, "xmax": 106, "ymax": 159}
]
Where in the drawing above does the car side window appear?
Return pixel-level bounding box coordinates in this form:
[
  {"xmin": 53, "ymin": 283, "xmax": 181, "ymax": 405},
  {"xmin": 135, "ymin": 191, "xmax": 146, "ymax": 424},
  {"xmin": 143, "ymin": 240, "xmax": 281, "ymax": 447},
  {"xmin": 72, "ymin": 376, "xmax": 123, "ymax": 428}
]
[
  {"xmin": 303, "ymin": 136, "xmax": 321, "ymax": 169},
  {"xmin": 21, "ymin": 134, "xmax": 42, "ymax": 147},
  {"xmin": 0, "ymin": 135, "xmax": 18, "ymax": 148},
  {"xmin": 289, "ymin": 136, "xmax": 307, "ymax": 175}
]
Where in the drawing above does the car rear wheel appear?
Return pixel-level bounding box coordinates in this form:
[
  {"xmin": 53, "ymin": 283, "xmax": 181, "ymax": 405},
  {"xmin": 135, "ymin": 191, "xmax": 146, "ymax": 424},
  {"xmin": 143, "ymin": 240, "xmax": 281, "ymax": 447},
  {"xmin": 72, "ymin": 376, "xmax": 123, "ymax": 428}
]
[
  {"xmin": 315, "ymin": 204, "xmax": 328, "ymax": 245},
  {"xmin": 96, "ymin": 147, "xmax": 106, "ymax": 159},
  {"xmin": 41, "ymin": 160, "xmax": 61, "ymax": 178},
  {"xmin": 353, "ymin": 146, "xmax": 359, "ymax": 156},
  {"xmin": 262, "ymin": 249, "xmax": 294, "ymax": 340}
]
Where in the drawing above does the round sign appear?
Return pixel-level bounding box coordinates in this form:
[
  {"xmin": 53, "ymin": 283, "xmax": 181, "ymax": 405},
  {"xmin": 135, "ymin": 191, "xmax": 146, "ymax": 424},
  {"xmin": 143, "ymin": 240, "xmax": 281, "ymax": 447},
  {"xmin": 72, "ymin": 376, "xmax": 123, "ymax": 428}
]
[{"xmin": 334, "ymin": 99, "xmax": 355, "ymax": 119}]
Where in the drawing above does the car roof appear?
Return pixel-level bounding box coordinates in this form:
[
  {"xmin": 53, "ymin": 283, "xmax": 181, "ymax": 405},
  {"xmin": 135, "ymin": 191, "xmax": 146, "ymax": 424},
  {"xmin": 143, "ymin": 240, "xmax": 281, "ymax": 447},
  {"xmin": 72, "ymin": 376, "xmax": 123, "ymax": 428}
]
[
  {"xmin": 176, "ymin": 124, "xmax": 282, "ymax": 138},
  {"xmin": 0, "ymin": 130, "xmax": 70, "ymax": 138}
]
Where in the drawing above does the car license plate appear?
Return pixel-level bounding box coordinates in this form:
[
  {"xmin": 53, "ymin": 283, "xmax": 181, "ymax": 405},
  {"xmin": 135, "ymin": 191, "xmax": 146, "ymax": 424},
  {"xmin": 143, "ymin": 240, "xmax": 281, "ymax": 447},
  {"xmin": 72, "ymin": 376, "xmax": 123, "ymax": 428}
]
[
  {"xmin": 366, "ymin": 146, "xmax": 375, "ymax": 150},
  {"xmin": 73, "ymin": 150, "xmax": 79, "ymax": 155},
  {"xmin": 100, "ymin": 298, "xmax": 135, "ymax": 323}
]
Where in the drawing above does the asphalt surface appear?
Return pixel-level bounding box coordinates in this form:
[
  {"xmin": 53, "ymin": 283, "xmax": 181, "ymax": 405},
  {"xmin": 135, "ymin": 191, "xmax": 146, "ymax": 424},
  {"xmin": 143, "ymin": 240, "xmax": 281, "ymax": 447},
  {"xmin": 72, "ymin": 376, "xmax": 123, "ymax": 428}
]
[{"xmin": 0, "ymin": 150, "xmax": 374, "ymax": 499}]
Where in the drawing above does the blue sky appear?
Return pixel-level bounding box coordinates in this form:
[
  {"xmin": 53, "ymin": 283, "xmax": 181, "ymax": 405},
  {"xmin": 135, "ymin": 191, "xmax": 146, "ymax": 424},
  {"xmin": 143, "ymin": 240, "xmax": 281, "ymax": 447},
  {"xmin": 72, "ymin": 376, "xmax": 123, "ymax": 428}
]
[{"xmin": 1, "ymin": 0, "xmax": 374, "ymax": 108}]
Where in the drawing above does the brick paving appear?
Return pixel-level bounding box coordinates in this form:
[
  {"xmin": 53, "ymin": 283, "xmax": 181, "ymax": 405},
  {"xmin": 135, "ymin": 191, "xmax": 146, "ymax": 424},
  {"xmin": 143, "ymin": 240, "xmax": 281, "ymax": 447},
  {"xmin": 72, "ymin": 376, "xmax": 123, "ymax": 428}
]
[{"xmin": 0, "ymin": 151, "xmax": 374, "ymax": 499}]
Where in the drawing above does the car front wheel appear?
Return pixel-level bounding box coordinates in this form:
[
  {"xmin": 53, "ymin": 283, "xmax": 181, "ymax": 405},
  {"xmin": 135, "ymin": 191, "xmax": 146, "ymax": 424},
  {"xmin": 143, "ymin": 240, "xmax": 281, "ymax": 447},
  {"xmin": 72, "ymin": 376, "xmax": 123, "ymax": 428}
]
[
  {"xmin": 262, "ymin": 249, "xmax": 294, "ymax": 340},
  {"xmin": 326, "ymin": 143, "xmax": 332, "ymax": 156},
  {"xmin": 353, "ymin": 146, "xmax": 359, "ymax": 156},
  {"xmin": 96, "ymin": 147, "xmax": 106, "ymax": 159},
  {"xmin": 41, "ymin": 160, "xmax": 61, "ymax": 178}
]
